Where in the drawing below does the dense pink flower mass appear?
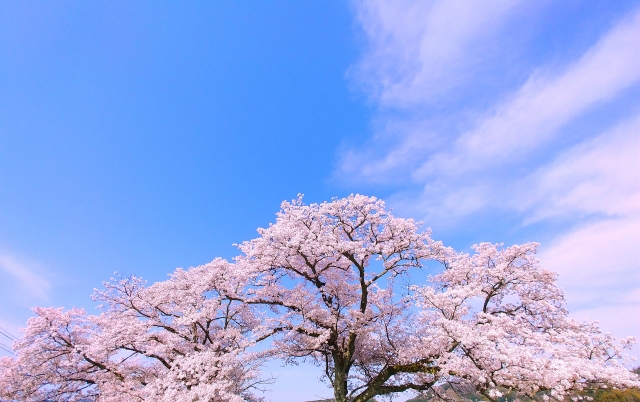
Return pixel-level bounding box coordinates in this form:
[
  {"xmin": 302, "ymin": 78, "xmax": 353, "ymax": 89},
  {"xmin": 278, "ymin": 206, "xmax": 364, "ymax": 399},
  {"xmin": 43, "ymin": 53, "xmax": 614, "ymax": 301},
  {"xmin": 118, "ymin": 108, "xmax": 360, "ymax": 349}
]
[
  {"xmin": 412, "ymin": 242, "xmax": 638, "ymax": 399},
  {"xmin": 0, "ymin": 259, "xmax": 270, "ymax": 402},
  {"xmin": 1, "ymin": 195, "xmax": 638, "ymax": 402}
]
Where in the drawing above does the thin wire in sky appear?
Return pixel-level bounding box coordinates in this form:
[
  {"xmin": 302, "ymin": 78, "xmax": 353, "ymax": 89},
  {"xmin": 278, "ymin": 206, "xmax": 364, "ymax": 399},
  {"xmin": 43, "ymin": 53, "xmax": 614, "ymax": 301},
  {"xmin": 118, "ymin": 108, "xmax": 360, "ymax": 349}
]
[
  {"xmin": 0, "ymin": 326, "xmax": 17, "ymax": 341},
  {"xmin": 0, "ymin": 342, "xmax": 15, "ymax": 355}
]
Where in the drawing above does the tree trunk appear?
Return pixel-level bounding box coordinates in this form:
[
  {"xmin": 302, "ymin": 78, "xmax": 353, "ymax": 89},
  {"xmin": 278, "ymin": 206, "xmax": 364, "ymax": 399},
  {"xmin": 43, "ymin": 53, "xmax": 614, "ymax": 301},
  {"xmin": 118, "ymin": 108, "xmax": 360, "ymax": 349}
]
[{"xmin": 333, "ymin": 368, "xmax": 349, "ymax": 402}]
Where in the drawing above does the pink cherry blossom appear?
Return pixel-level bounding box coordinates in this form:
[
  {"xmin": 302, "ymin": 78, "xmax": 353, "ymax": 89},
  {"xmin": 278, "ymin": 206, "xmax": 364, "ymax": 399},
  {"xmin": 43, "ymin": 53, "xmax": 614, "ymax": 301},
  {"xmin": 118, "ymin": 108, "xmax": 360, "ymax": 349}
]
[
  {"xmin": 1, "ymin": 195, "xmax": 638, "ymax": 402},
  {"xmin": 236, "ymin": 195, "xmax": 638, "ymax": 402},
  {"xmin": 0, "ymin": 258, "xmax": 271, "ymax": 402}
]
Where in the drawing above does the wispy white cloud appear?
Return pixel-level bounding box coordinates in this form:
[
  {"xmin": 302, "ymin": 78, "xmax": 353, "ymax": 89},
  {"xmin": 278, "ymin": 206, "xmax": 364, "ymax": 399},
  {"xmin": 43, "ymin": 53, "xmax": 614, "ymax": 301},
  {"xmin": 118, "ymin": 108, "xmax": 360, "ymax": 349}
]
[
  {"xmin": 538, "ymin": 217, "xmax": 640, "ymax": 339},
  {"xmin": 513, "ymin": 114, "xmax": 640, "ymax": 223},
  {"xmin": 342, "ymin": 6, "xmax": 640, "ymax": 187},
  {"xmin": 539, "ymin": 218, "xmax": 640, "ymax": 302},
  {"xmin": 349, "ymin": 0, "xmax": 526, "ymax": 108},
  {"xmin": 338, "ymin": 117, "xmax": 443, "ymax": 183},
  {"xmin": 414, "ymin": 9, "xmax": 640, "ymax": 180},
  {"xmin": 0, "ymin": 254, "xmax": 50, "ymax": 301}
]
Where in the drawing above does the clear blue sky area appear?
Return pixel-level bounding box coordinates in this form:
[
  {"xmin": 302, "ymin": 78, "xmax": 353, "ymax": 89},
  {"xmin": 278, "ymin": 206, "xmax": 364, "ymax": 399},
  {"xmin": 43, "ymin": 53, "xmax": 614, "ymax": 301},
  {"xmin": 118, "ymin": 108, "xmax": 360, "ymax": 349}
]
[
  {"xmin": 0, "ymin": 2, "xmax": 370, "ymax": 306},
  {"xmin": 1, "ymin": 2, "xmax": 639, "ymax": 401}
]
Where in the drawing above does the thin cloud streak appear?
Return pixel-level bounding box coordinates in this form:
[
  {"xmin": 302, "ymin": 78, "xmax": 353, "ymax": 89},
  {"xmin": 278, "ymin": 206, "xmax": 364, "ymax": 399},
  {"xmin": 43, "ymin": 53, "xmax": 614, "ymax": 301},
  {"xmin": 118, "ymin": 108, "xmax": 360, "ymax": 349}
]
[
  {"xmin": 539, "ymin": 217, "xmax": 640, "ymax": 340},
  {"xmin": 513, "ymin": 114, "xmax": 640, "ymax": 223},
  {"xmin": 350, "ymin": 0, "xmax": 525, "ymax": 108},
  {"xmin": 0, "ymin": 254, "xmax": 50, "ymax": 301}
]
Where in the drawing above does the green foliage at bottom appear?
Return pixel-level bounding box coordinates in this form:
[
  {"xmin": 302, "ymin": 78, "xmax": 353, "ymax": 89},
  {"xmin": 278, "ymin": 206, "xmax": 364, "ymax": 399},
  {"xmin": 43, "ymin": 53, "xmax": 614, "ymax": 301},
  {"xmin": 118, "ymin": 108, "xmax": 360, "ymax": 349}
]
[{"xmin": 593, "ymin": 389, "xmax": 640, "ymax": 402}]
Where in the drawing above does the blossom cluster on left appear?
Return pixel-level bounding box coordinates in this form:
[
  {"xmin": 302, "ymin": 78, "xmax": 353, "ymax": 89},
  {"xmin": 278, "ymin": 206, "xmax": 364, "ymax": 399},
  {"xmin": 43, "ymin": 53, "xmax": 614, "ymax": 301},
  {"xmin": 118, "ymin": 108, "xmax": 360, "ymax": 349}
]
[{"xmin": 0, "ymin": 258, "xmax": 272, "ymax": 402}]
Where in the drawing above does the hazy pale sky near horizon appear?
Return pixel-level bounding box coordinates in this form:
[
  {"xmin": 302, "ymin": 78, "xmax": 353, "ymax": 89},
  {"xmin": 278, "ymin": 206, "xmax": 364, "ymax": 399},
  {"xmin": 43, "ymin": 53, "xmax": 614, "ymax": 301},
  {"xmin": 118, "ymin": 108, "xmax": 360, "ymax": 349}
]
[{"xmin": 1, "ymin": 1, "xmax": 639, "ymax": 401}]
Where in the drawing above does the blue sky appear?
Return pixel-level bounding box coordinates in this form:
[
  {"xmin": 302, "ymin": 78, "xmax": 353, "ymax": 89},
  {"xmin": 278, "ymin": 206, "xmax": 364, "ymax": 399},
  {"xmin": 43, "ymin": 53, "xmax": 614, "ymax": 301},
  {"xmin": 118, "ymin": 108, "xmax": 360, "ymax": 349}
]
[{"xmin": 1, "ymin": 1, "xmax": 639, "ymax": 401}]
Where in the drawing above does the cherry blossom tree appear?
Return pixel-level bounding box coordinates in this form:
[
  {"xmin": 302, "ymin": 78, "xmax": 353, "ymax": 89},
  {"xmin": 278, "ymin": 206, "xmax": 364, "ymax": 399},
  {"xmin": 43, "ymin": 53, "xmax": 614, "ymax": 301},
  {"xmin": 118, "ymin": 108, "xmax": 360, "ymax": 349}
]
[
  {"xmin": 236, "ymin": 195, "xmax": 639, "ymax": 402},
  {"xmin": 1, "ymin": 194, "xmax": 638, "ymax": 402},
  {"xmin": 0, "ymin": 259, "xmax": 271, "ymax": 402}
]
